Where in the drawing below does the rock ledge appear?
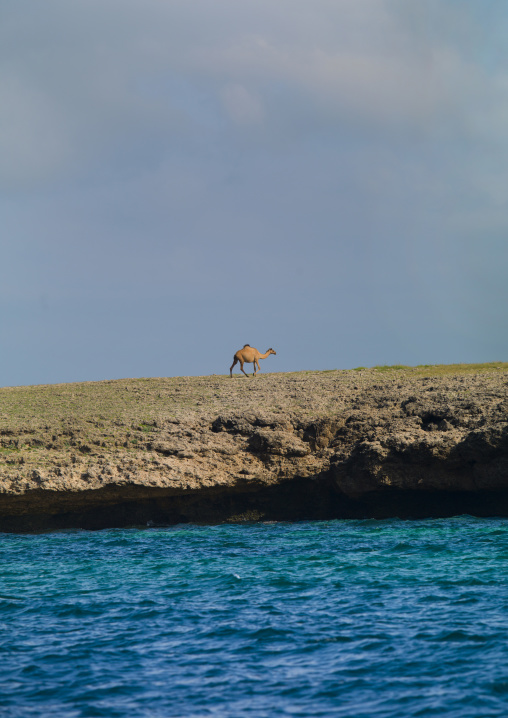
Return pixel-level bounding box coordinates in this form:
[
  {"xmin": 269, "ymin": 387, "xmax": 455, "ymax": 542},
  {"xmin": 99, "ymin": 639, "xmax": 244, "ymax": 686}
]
[{"xmin": 1, "ymin": 365, "xmax": 507, "ymax": 530}]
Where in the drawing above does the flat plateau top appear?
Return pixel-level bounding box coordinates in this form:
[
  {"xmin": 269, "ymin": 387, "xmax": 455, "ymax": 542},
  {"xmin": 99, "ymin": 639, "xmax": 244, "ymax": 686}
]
[{"xmin": 1, "ymin": 363, "xmax": 507, "ymax": 429}]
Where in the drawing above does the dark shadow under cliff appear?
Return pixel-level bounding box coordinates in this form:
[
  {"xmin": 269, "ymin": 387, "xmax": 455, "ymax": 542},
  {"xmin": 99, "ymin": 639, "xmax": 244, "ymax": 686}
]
[{"xmin": 3, "ymin": 478, "xmax": 508, "ymax": 532}]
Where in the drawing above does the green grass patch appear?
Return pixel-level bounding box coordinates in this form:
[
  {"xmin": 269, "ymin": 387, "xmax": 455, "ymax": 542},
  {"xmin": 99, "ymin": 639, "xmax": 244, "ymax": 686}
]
[
  {"xmin": 374, "ymin": 365, "xmax": 410, "ymax": 372},
  {"xmin": 413, "ymin": 362, "xmax": 508, "ymax": 377},
  {"xmin": 367, "ymin": 362, "xmax": 508, "ymax": 377},
  {"xmin": 138, "ymin": 422, "xmax": 156, "ymax": 433}
]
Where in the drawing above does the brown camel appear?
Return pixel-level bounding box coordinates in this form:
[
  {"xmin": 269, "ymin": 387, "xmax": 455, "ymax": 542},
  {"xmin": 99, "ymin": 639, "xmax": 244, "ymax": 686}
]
[{"xmin": 230, "ymin": 344, "xmax": 277, "ymax": 377}]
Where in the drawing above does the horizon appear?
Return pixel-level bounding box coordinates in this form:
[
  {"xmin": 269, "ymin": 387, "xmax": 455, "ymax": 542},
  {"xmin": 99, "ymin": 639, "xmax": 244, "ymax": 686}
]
[{"xmin": 2, "ymin": 360, "xmax": 507, "ymax": 391}]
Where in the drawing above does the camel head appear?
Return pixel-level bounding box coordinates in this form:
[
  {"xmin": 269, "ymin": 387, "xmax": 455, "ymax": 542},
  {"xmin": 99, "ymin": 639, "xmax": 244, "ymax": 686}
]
[{"xmin": 268, "ymin": 348, "xmax": 276, "ymax": 355}]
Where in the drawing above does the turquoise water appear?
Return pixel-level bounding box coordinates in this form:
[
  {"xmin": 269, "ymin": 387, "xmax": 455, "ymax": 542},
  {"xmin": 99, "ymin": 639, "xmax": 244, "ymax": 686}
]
[{"xmin": 2, "ymin": 518, "xmax": 508, "ymax": 717}]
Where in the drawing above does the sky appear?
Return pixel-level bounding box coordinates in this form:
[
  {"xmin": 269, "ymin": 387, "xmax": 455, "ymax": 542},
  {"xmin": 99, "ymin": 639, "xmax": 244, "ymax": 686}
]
[{"xmin": 2, "ymin": 0, "xmax": 507, "ymax": 386}]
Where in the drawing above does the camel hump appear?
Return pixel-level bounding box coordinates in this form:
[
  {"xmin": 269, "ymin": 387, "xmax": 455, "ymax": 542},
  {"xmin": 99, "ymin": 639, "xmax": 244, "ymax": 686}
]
[{"xmin": 243, "ymin": 344, "xmax": 250, "ymax": 348}]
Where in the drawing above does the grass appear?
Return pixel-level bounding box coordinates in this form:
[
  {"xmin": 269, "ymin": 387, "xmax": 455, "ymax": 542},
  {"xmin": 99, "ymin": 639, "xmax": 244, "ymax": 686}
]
[
  {"xmin": 373, "ymin": 365, "xmax": 410, "ymax": 372},
  {"xmin": 372, "ymin": 362, "xmax": 508, "ymax": 377}
]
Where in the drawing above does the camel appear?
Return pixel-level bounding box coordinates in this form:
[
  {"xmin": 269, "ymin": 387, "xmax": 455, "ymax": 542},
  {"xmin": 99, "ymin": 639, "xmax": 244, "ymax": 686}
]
[{"xmin": 230, "ymin": 344, "xmax": 277, "ymax": 377}]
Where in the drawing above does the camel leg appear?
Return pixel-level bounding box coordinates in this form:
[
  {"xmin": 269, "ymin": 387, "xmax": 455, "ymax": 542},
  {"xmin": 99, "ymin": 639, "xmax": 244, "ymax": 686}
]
[
  {"xmin": 253, "ymin": 360, "xmax": 259, "ymax": 376},
  {"xmin": 230, "ymin": 357, "xmax": 238, "ymax": 377},
  {"xmin": 240, "ymin": 360, "xmax": 249, "ymax": 377}
]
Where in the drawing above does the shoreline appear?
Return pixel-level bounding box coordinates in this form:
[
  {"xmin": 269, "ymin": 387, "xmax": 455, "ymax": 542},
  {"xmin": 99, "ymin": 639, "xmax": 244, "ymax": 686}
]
[{"xmin": 1, "ymin": 364, "xmax": 507, "ymax": 531}]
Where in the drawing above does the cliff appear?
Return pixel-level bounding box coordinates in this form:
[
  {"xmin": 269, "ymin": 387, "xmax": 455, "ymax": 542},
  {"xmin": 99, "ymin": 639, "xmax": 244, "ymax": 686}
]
[{"xmin": 1, "ymin": 363, "xmax": 507, "ymax": 531}]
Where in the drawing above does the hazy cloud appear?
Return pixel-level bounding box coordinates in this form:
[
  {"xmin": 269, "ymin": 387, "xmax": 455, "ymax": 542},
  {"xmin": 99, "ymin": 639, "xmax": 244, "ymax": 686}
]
[
  {"xmin": 1, "ymin": 0, "xmax": 507, "ymax": 384},
  {"xmin": 2, "ymin": 0, "xmax": 506, "ymax": 184},
  {"xmin": 221, "ymin": 83, "xmax": 265, "ymax": 125}
]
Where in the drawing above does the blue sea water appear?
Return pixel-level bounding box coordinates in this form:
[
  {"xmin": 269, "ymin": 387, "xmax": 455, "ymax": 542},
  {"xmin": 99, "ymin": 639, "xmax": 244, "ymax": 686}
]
[{"xmin": 2, "ymin": 518, "xmax": 508, "ymax": 717}]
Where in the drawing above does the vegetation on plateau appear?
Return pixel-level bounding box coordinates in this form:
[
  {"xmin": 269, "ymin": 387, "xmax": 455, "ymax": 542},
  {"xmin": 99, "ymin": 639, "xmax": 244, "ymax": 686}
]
[{"xmin": 0, "ymin": 363, "xmax": 506, "ymax": 480}]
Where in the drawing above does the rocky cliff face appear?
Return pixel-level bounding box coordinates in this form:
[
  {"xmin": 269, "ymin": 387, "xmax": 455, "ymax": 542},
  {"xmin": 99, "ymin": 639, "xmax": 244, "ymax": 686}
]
[{"xmin": 0, "ymin": 366, "xmax": 507, "ymax": 531}]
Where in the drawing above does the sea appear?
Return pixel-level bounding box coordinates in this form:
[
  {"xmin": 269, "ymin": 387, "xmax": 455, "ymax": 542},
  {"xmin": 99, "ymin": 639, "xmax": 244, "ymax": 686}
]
[{"xmin": 2, "ymin": 517, "xmax": 508, "ymax": 717}]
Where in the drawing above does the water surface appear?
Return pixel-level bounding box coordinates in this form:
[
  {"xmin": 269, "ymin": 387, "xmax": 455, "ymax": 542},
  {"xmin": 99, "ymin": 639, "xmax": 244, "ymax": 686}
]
[{"xmin": 2, "ymin": 517, "xmax": 508, "ymax": 716}]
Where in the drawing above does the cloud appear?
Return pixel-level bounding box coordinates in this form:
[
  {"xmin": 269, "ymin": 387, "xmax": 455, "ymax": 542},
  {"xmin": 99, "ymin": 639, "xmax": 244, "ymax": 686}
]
[
  {"xmin": 2, "ymin": 0, "xmax": 506, "ymax": 190},
  {"xmin": 2, "ymin": 0, "xmax": 508, "ymax": 384},
  {"xmin": 220, "ymin": 83, "xmax": 264, "ymax": 125},
  {"xmin": 0, "ymin": 73, "xmax": 72, "ymax": 187}
]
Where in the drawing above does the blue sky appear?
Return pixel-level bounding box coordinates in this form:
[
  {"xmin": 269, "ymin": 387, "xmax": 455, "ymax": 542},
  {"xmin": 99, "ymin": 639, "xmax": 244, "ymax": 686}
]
[{"xmin": 2, "ymin": 0, "xmax": 507, "ymax": 386}]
